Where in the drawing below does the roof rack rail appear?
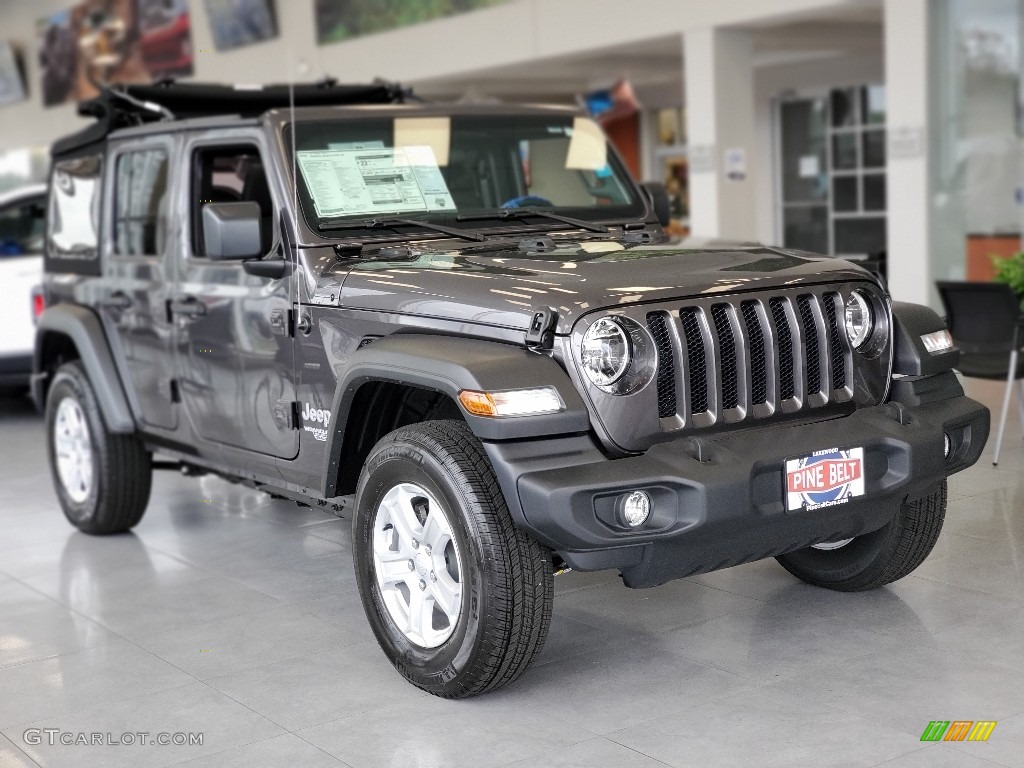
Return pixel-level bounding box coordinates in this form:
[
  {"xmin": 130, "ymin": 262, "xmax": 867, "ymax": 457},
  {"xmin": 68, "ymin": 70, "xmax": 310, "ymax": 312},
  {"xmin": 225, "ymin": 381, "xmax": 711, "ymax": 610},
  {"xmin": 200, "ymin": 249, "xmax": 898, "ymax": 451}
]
[{"xmin": 52, "ymin": 78, "xmax": 411, "ymax": 158}]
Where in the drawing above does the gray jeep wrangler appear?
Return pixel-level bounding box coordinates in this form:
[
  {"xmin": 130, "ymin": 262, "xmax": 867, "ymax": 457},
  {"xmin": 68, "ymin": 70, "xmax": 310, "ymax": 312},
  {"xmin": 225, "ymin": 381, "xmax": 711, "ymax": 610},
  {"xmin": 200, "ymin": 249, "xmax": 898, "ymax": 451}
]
[{"xmin": 34, "ymin": 81, "xmax": 989, "ymax": 698}]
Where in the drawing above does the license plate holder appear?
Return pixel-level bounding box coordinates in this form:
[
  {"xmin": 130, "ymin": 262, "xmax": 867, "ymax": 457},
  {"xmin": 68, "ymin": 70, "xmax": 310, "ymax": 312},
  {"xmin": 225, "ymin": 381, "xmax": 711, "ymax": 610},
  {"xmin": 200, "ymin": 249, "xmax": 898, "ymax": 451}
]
[{"xmin": 785, "ymin": 447, "xmax": 865, "ymax": 512}]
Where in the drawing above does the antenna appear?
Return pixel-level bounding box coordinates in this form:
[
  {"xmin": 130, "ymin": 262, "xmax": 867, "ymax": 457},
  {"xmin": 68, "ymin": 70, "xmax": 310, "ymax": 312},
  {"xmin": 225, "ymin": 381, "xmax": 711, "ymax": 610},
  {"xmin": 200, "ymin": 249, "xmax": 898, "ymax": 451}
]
[{"xmin": 288, "ymin": 48, "xmax": 303, "ymax": 327}]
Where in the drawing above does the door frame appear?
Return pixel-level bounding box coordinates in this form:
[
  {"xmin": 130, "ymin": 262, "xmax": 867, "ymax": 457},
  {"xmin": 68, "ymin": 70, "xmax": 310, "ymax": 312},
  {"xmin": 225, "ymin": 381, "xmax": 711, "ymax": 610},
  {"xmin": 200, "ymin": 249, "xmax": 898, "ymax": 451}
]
[{"xmin": 99, "ymin": 132, "xmax": 180, "ymax": 430}]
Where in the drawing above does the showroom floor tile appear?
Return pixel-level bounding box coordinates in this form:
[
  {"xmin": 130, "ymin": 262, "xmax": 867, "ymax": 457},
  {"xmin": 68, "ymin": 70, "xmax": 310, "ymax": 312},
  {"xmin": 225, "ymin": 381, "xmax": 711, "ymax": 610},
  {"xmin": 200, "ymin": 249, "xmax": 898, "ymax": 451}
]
[{"xmin": 1, "ymin": 377, "xmax": 1023, "ymax": 767}]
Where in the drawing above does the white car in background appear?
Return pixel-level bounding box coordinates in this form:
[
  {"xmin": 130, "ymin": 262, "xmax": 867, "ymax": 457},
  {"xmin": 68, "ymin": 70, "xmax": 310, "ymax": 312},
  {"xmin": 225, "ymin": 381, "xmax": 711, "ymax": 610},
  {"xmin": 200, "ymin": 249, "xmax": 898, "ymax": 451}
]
[{"xmin": 0, "ymin": 184, "xmax": 47, "ymax": 396}]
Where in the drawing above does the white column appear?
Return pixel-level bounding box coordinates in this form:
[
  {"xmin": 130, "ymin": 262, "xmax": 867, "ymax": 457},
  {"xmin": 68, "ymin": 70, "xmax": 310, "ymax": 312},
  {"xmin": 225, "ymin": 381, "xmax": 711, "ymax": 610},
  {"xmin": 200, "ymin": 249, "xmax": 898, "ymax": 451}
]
[
  {"xmin": 884, "ymin": 0, "xmax": 932, "ymax": 306},
  {"xmin": 684, "ymin": 27, "xmax": 758, "ymax": 241}
]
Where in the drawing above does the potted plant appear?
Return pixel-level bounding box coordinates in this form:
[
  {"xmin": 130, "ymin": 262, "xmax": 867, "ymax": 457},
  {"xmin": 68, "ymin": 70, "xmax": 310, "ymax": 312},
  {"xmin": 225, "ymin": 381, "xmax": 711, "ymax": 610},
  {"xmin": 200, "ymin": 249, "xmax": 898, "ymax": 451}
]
[{"xmin": 992, "ymin": 251, "xmax": 1024, "ymax": 308}]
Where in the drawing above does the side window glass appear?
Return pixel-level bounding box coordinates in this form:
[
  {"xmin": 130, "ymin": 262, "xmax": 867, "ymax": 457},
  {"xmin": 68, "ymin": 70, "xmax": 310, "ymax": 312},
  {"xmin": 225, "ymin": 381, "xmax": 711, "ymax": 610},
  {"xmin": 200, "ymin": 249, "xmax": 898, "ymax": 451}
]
[
  {"xmin": 193, "ymin": 146, "xmax": 273, "ymax": 257},
  {"xmin": 114, "ymin": 149, "xmax": 169, "ymax": 256},
  {"xmin": 0, "ymin": 197, "xmax": 45, "ymax": 257},
  {"xmin": 49, "ymin": 155, "xmax": 102, "ymax": 263}
]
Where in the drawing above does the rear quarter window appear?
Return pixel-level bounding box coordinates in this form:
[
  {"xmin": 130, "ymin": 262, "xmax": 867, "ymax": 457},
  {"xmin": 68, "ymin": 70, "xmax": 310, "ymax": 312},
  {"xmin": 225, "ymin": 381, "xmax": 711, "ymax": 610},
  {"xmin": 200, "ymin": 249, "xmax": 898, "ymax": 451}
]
[{"xmin": 46, "ymin": 154, "xmax": 103, "ymax": 275}]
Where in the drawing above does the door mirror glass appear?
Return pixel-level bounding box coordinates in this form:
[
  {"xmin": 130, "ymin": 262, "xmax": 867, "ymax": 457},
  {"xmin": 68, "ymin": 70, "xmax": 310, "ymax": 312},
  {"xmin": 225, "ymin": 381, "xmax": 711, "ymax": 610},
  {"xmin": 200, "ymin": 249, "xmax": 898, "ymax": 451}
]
[{"xmin": 202, "ymin": 201, "xmax": 262, "ymax": 260}]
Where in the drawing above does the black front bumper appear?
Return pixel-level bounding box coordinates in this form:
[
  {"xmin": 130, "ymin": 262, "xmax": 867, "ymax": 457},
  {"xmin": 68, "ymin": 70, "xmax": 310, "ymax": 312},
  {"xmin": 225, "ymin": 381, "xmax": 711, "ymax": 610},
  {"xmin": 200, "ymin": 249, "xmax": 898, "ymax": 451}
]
[{"xmin": 485, "ymin": 386, "xmax": 989, "ymax": 588}]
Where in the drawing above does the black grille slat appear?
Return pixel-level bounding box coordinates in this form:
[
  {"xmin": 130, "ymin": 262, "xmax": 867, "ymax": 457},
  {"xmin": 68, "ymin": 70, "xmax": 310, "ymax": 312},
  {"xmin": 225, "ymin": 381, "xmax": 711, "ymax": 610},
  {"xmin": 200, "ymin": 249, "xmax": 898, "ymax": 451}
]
[
  {"xmin": 770, "ymin": 298, "xmax": 796, "ymax": 400},
  {"xmin": 711, "ymin": 305, "xmax": 739, "ymax": 410},
  {"xmin": 797, "ymin": 295, "xmax": 821, "ymax": 396},
  {"xmin": 741, "ymin": 301, "xmax": 767, "ymax": 405},
  {"xmin": 648, "ymin": 312, "xmax": 677, "ymax": 418},
  {"xmin": 823, "ymin": 293, "xmax": 847, "ymax": 391},
  {"xmin": 680, "ymin": 309, "xmax": 708, "ymax": 414}
]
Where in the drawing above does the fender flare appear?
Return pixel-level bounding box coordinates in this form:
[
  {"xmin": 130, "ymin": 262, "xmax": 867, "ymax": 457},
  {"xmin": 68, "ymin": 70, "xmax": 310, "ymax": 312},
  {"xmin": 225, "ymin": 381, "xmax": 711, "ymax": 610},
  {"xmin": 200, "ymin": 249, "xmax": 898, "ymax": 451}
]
[
  {"xmin": 321, "ymin": 334, "xmax": 590, "ymax": 497},
  {"xmin": 33, "ymin": 304, "xmax": 136, "ymax": 433},
  {"xmin": 891, "ymin": 301, "xmax": 960, "ymax": 377}
]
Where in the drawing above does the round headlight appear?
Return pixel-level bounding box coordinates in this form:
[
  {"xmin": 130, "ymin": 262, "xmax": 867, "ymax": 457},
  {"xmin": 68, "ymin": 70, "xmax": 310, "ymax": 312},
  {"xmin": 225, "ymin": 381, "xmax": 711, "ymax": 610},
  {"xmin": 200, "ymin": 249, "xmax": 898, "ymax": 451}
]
[
  {"xmin": 845, "ymin": 291, "xmax": 874, "ymax": 350},
  {"xmin": 581, "ymin": 317, "xmax": 631, "ymax": 388}
]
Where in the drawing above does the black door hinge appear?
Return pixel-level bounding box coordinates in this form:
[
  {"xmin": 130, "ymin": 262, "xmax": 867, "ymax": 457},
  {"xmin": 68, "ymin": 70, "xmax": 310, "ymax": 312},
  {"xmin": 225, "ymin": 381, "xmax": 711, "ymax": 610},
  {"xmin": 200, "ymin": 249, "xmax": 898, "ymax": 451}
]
[
  {"xmin": 269, "ymin": 308, "xmax": 293, "ymax": 337},
  {"xmin": 525, "ymin": 306, "xmax": 558, "ymax": 351},
  {"xmin": 274, "ymin": 399, "xmax": 301, "ymax": 430}
]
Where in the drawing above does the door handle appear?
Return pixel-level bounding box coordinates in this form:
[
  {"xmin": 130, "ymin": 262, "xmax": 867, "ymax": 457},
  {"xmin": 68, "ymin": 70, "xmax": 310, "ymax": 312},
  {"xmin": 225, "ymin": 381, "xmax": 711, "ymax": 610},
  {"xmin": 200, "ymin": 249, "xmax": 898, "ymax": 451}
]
[
  {"xmin": 99, "ymin": 292, "xmax": 132, "ymax": 311},
  {"xmin": 169, "ymin": 296, "xmax": 207, "ymax": 317}
]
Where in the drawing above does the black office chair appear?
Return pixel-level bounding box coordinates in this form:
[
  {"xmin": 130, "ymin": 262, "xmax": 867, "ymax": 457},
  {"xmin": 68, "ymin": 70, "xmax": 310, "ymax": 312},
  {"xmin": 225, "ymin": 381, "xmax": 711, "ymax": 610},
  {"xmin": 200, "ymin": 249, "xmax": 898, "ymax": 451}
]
[{"xmin": 936, "ymin": 281, "xmax": 1024, "ymax": 465}]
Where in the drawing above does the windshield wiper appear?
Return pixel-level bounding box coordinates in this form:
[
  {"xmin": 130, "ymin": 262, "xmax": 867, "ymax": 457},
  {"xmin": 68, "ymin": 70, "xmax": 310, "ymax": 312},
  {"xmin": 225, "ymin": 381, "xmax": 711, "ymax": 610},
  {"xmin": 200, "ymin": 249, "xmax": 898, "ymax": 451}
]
[
  {"xmin": 318, "ymin": 216, "xmax": 488, "ymax": 242},
  {"xmin": 456, "ymin": 208, "xmax": 610, "ymax": 234}
]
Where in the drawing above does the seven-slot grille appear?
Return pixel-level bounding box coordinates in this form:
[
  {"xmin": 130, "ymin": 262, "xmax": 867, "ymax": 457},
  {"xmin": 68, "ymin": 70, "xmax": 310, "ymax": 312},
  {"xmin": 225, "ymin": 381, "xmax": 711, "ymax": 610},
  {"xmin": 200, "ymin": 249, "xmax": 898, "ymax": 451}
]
[{"xmin": 647, "ymin": 290, "xmax": 853, "ymax": 428}]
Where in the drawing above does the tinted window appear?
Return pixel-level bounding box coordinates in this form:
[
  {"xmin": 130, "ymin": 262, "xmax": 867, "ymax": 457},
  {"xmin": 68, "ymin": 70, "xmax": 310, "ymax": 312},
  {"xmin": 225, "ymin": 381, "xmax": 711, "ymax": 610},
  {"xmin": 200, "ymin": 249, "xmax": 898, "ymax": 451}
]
[
  {"xmin": 115, "ymin": 150, "xmax": 169, "ymax": 256},
  {"xmin": 0, "ymin": 195, "xmax": 45, "ymax": 258},
  {"xmin": 49, "ymin": 155, "xmax": 102, "ymax": 263},
  {"xmin": 192, "ymin": 146, "xmax": 272, "ymax": 256}
]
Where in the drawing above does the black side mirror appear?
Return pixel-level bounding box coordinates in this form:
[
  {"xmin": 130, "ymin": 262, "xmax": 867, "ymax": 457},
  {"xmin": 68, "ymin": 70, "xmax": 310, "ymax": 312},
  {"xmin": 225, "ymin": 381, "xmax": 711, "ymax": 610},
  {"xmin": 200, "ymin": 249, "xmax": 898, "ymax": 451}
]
[
  {"xmin": 202, "ymin": 202, "xmax": 262, "ymax": 260},
  {"xmin": 641, "ymin": 182, "xmax": 672, "ymax": 228}
]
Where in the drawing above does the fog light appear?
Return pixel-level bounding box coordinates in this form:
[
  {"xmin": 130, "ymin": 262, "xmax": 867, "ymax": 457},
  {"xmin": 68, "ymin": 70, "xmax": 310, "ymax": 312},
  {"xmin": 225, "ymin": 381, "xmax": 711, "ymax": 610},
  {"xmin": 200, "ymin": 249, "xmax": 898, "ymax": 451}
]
[
  {"xmin": 621, "ymin": 491, "xmax": 651, "ymax": 527},
  {"xmin": 944, "ymin": 432, "xmax": 952, "ymax": 458}
]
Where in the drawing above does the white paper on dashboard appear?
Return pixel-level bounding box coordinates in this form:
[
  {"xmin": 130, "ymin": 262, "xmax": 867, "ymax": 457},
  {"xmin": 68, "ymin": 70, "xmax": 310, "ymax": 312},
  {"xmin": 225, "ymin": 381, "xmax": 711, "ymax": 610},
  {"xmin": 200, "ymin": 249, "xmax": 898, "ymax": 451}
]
[{"xmin": 296, "ymin": 146, "xmax": 455, "ymax": 218}]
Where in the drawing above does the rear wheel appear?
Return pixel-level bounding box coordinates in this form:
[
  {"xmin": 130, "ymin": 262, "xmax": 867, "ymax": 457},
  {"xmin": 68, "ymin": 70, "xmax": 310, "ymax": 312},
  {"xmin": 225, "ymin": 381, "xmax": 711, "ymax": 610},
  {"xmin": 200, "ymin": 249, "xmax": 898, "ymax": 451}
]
[
  {"xmin": 776, "ymin": 482, "xmax": 947, "ymax": 591},
  {"xmin": 45, "ymin": 362, "xmax": 152, "ymax": 534},
  {"xmin": 353, "ymin": 420, "xmax": 553, "ymax": 698}
]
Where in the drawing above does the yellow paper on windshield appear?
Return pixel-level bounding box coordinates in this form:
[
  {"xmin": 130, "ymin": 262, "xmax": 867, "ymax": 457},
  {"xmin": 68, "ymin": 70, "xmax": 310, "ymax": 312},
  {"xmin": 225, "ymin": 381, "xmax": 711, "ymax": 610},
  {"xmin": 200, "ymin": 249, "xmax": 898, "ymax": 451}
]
[
  {"xmin": 296, "ymin": 146, "xmax": 456, "ymax": 219},
  {"xmin": 565, "ymin": 117, "xmax": 607, "ymax": 171}
]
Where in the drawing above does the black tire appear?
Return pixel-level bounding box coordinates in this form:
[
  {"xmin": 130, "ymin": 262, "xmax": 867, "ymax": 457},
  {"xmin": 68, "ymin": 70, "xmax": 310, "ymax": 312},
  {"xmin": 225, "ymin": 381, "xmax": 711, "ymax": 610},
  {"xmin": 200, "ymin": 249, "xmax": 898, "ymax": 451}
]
[
  {"xmin": 776, "ymin": 482, "xmax": 947, "ymax": 591},
  {"xmin": 45, "ymin": 362, "xmax": 152, "ymax": 534},
  {"xmin": 353, "ymin": 419, "xmax": 553, "ymax": 698}
]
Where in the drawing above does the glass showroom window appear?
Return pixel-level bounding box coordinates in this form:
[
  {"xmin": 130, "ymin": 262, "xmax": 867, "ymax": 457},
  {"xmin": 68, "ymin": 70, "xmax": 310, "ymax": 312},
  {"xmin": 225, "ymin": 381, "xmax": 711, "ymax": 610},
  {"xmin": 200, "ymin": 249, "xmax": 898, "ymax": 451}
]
[
  {"xmin": 777, "ymin": 86, "xmax": 887, "ymax": 265},
  {"xmin": 930, "ymin": 0, "xmax": 1024, "ymax": 284}
]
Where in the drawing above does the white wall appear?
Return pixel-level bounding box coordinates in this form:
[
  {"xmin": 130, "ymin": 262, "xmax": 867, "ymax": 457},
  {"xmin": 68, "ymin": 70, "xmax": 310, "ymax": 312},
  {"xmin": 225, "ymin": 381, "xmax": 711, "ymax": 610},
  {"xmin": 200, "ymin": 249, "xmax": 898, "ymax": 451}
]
[{"xmin": 0, "ymin": 0, "xmax": 875, "ymax": 152}]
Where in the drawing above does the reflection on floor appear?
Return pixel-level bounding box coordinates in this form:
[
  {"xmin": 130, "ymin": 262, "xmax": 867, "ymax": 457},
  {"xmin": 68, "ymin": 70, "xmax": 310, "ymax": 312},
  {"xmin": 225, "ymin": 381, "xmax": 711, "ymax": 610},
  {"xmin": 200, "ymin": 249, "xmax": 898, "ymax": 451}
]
[{"xmin": 0, "ymin": 377, "xmax": 1023, "ymax": 768}]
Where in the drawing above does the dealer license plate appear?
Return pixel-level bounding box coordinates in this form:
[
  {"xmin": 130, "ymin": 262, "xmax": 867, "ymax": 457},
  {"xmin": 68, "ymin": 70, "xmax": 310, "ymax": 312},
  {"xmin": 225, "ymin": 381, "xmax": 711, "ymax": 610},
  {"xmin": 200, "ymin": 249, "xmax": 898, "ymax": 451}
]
[{"xmin": 785, "ymin": 447, "xmax": 865, "ymax": 511}]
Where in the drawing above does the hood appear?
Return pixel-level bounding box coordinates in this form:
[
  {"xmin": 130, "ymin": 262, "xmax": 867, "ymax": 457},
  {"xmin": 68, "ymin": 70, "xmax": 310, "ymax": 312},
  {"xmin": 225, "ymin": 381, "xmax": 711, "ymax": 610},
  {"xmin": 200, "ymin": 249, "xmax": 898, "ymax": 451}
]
[{"xmin": 309, "ymin": 238, "xmax": 878, "ymax": 335}]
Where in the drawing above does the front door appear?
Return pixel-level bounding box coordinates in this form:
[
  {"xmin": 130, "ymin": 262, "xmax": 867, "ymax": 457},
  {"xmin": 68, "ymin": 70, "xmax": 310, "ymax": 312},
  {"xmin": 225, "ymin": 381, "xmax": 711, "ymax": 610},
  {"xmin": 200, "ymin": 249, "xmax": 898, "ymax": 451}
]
[
  {"xmin": 99, "ymin": 141, "xmax": 178, "ymax": 430},
  {"xmin": 173, "ymin": 137, "xmax": 298, "ymax": 459}
]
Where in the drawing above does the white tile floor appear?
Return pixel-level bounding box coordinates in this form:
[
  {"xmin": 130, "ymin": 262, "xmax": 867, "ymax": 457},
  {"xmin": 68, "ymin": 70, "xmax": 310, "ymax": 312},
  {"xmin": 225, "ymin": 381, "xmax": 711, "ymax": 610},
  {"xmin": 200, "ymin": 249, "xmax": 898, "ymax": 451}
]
[{"xmin": 0, "ymin": 377, "xmax": 1022, "ymax": 767}]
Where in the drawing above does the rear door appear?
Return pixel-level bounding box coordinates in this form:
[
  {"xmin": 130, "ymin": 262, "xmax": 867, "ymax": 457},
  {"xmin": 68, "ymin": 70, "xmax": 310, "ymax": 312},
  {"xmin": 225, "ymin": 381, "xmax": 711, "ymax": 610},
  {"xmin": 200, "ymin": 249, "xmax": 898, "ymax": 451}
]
[
  {"xmin": 172, "ymin": 132, "xmax": 298, "ymax": 459},
  {"xmin": 97, "ymin": 139, "xmax": 178, "ymax": 430}
]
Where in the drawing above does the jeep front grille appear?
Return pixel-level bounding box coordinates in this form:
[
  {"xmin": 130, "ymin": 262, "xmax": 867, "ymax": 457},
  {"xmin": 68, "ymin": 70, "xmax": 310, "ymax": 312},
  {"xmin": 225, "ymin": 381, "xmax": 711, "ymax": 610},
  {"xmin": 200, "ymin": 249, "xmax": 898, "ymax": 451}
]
[{"xmin": 650, "ymin": 291, "xmax": 853, "ymax": 428}]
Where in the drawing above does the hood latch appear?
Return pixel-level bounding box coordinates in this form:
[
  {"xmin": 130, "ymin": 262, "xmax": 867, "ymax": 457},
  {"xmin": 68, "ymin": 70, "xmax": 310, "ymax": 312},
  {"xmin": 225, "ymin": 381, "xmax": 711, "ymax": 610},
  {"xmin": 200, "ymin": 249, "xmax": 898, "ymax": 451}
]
[{"xmin": 525, "ymin": 306, "xmax": 558, "ymax": 352}]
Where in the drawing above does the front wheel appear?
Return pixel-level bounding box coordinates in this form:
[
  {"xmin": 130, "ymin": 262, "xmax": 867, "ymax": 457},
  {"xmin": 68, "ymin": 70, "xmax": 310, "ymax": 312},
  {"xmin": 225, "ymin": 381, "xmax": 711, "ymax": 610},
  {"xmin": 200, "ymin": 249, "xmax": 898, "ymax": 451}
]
[
  {"xmin": 776, "ymin": 482, "xmax": 947, "ymax": 591},
  {"xmin": 353, "ymin": 420, "xmax": 553, "ymax": 698},
  {"xmin": 45, "ymin": 362, "xmax": 152, "ymax": 534}
]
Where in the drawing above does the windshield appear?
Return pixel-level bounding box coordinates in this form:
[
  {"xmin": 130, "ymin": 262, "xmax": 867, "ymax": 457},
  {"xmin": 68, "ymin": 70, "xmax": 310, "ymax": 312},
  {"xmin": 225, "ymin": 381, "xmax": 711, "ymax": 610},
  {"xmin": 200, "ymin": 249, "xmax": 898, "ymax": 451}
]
[
  {"xmin": 287, "ymin": 113, "xmax": 645, "ymax": 236},
  {"xmin": 0, "ymin": 194, "xmax": 46, "ymax": 258}
]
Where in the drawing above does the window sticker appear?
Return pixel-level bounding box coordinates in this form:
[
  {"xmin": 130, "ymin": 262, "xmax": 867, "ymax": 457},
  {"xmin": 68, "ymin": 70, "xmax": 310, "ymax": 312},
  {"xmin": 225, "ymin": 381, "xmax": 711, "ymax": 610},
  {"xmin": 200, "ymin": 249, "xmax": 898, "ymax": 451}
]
[
  {"xmin": 296, "ymin": 145, "xmax": 456, "ymax": 219},
  {"xmin": 327, "ymin": 141, "xmax": 385, "ymax": 150}
]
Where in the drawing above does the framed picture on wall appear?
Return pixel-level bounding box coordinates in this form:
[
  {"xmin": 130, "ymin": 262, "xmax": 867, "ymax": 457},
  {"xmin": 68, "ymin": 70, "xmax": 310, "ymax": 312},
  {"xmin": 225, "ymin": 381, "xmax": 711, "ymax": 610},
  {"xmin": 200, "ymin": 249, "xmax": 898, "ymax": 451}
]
[
  {"xmin": 315, "ymin": 0, "xmax": 507, "ymax": 45},
  {"xmin": 74, "ymin": 0, "xmax": 149, "ymax": 101},
  {"xmin": 136, "ymin": 0, "xmax": 194, "ymax": 80},
  {"xmin": 36, "ymin": 9, "xmax": 78, "ymax": 107},
  {"xmin": 0, "ymin": 42, "xmax": 27, "ymax": 106},
  {"xmin": 204, "ymin": 0, "xmax": 278, "ymax": 51}
]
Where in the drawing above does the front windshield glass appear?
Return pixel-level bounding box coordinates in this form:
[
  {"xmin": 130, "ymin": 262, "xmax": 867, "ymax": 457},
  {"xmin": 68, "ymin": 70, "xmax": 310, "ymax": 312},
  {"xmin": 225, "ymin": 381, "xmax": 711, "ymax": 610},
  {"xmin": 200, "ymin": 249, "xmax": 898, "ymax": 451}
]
[
  {"xmin": 287, "ymin": 113, "xmax": 645, "ymax": 235},
  {"xmin": 0, "ymin": 195, "xmax": 46, "ymax": 258}
]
